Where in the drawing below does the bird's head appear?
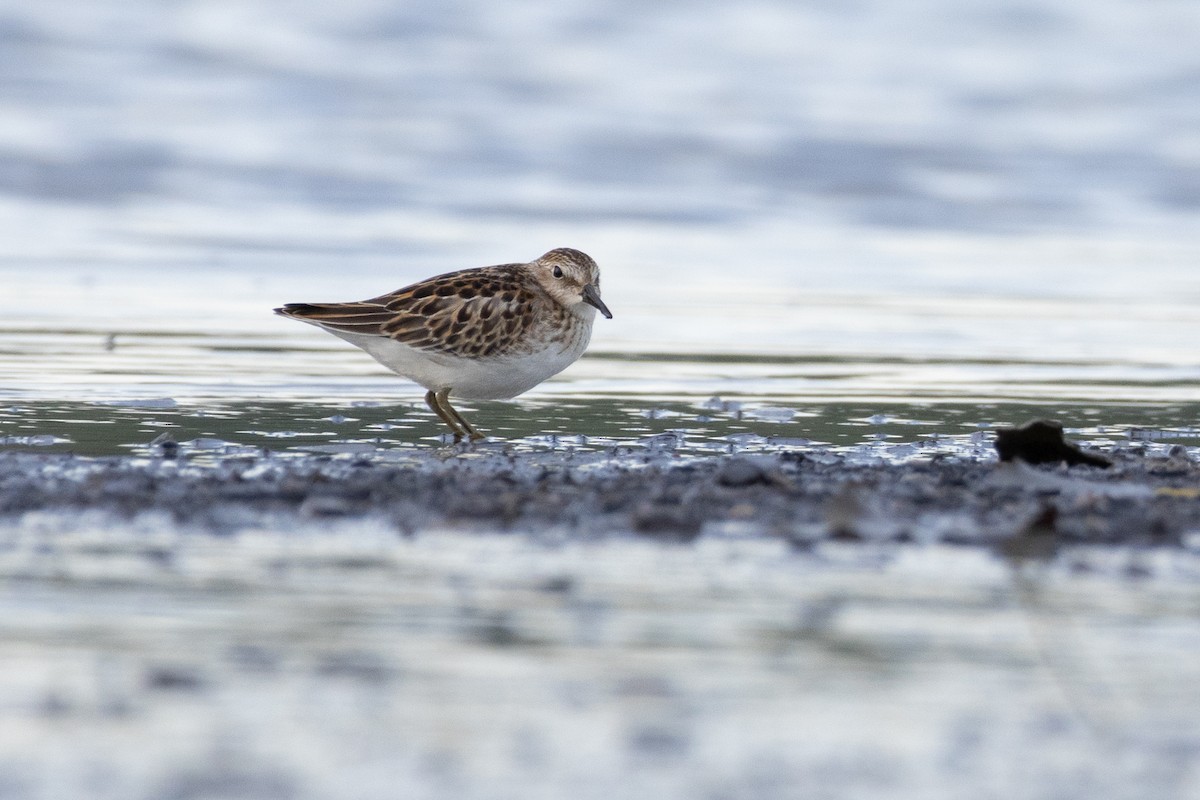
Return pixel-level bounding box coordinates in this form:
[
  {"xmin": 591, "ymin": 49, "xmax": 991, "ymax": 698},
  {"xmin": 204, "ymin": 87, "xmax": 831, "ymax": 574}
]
[{"xmin": 531, "ymin": 248, "xmax": 612, "ymax": 319}]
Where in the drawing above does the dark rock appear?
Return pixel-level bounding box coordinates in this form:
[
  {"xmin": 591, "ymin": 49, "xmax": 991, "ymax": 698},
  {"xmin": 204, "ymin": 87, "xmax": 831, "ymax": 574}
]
[
  {"xmin": 715, "ymin": 457, "xmax": 770, "ymax": 488},
  {"xmin": 150, "ymin": 432, "xmax": 179, "ymax": 459},
  {"xmin": 994, "ymin": 420, "xmax": 1112, "ymax": 468}
]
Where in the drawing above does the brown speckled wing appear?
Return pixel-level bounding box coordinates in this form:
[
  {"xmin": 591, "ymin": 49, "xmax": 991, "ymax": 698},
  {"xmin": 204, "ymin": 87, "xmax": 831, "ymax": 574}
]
[
  {"xmin": 277, "ymin": 264, "xmax": 553, "ymax": 359},
  {"xmin": 372, "ymin": 265, "xmax": 545, "ymax": 359},
  {"xmin": 274, "ymin": 301, "xmax": 395, "ymax": 333}
]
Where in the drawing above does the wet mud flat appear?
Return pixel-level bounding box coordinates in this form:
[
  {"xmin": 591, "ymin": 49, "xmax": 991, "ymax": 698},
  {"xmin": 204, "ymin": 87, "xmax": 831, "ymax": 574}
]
[
  {"xmin": 2, "ymin": 444, "xmax": 1200, "ymax": 800},
  {"xmin": 2, "ymin": 439, "xmax": 1200, "ymax": 545}
]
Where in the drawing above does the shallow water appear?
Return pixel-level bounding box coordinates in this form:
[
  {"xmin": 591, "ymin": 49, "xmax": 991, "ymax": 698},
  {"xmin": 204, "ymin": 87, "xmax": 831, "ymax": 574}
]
[
  {"xmin": 2, "ymin": 0, "xmax": 1200, "ymax": 446},
  {"xmin": 2, "ymin": 267, "xmax": 1200, "ymax": 456},
  {"xmin": 3, "ymin": 395, "xmax": 1200, "ymax": 463}
]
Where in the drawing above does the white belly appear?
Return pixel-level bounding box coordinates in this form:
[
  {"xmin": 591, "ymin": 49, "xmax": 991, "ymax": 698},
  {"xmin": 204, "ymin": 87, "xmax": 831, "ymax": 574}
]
[{"xmin": 321, "ymin": 322, "xmax": 593, "ymax": 400}]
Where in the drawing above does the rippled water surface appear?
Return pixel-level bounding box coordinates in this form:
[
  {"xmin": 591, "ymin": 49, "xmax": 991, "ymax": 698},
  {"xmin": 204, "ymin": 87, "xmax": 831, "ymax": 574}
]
[
  {"xmin": 4, "ymin": 257, "xmax": 1200, "ymax": 455},
  {"xmin": 2, "ymin": 0, "xmax": 1199, "ymax": 451}
]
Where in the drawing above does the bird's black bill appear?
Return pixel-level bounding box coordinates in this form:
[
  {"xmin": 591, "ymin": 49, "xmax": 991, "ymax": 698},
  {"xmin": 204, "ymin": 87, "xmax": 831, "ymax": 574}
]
[{"xmin": 581, "ymin": 283, "xmax": 612, "ymax": 319}]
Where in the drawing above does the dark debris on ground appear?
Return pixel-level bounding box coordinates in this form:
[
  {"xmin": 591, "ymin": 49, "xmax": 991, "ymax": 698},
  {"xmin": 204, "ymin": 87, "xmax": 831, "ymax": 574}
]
[{"xmin": 1, "ymin": 442, "xmax": 1198, "ymax": 549}]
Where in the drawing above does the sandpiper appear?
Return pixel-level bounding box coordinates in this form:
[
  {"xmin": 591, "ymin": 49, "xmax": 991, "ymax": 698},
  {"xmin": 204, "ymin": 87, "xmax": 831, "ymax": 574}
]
[{"xmin": 276, "ymin": 248, "xmax": 612, "ymax": 441}]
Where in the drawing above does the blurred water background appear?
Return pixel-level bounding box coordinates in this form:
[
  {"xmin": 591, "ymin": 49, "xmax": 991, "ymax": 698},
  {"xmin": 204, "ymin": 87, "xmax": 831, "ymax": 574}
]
[
  {"xmin": 2, "ymin": 2, "xmax": 1200, "ymax": 799},
  {"xmin": 1, "ymin": 0, "xmax": 1199, "ymax": 451}
]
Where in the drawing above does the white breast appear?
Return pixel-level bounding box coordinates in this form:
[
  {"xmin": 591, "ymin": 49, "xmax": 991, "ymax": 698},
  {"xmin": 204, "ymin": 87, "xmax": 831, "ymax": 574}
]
[{"xmin": 317, "ymin": 310, "xmax": 595, "ymax": 400}]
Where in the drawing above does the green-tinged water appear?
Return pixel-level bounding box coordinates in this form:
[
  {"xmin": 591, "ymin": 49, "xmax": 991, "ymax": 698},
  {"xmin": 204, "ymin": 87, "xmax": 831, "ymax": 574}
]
[
  {"xmin": 2, "ymin": 305, "xmax": 1200, "ymax": 456},
  {"xmin": 3, "ymin": 395, "xmax": 1200, "ymax": 459}
]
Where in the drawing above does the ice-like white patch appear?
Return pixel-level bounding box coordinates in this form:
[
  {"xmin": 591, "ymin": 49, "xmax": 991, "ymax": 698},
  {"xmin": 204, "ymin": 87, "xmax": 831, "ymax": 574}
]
[
  {"xmin": 744, "ymin": 406, "xmax": 796, "ymax": 423},
  {"xmin": 0, "ymin": 434, "xmax": 70, "ymax": 446},
  {"xmin": 91, "ymin": 398, "xmax": 178, "ymax": 409}
]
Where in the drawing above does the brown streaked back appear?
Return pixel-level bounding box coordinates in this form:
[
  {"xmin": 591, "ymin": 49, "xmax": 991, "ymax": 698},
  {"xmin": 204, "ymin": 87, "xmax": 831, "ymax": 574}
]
[
  {"xmin": 276, "ymin": 263, "xmax": 561, "ymax": 360},
  {"xmin": 274, "ymin": 302, "xmax": 394, "ymax": 335}
]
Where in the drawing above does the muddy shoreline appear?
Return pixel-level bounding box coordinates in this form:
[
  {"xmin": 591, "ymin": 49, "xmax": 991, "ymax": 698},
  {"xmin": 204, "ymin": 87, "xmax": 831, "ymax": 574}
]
[{"xmin": 3, "ymin": 443, "xmax": 1198, "ymax": 549}]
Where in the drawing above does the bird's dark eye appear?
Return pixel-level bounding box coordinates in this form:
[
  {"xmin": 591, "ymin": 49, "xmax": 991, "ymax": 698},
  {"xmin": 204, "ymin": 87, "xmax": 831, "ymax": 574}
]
[{"xmin": 552, "ymin": 266, "xmax": 563, "ymax": 278}]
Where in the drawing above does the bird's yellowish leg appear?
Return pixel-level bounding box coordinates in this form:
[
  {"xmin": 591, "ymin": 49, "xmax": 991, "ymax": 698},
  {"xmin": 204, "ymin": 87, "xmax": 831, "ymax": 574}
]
[
  {"xmin": 437, "ymin": 387, "xmax": 484, "ymax": 441},
  {"xmin": 424, "ymin": 389, "xmax": 466, "ymax": 441}
]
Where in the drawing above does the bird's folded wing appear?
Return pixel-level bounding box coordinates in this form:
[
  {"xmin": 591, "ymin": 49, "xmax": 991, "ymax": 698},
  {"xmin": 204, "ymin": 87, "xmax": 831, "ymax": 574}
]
[
  {"xmin": 376, "ymin": 281, "xmax": 539, "ymax": 359},
  {"xmin": 278, "ymin": 267, "xmax": 541, "ymax": 359},
  {"xmin": 274, "ymin": 302, "xmax": 395, "ymax": 334}
]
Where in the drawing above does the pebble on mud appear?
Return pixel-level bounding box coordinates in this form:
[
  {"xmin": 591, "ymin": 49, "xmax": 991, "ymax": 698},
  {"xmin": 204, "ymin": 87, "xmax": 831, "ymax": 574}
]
[
  {"xmin": 715, "ymin": 457, "xmax": 772, "ymax": 488},
  {"xmin": 993, "ymin": 419, "xmax": 1112, "ymax": 468}
]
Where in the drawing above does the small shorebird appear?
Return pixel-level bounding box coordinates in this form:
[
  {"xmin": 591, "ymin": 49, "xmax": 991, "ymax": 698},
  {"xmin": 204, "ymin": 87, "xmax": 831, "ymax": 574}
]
[{"xmin": 275, "ymin": 247, "xmax": 612, "ymax": 441}]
